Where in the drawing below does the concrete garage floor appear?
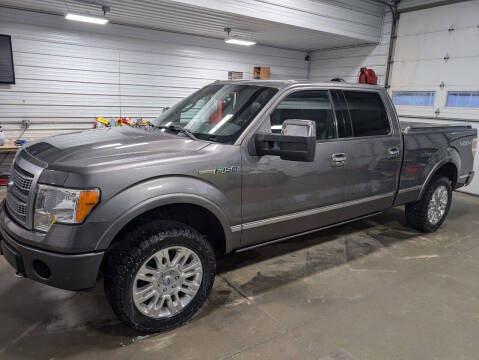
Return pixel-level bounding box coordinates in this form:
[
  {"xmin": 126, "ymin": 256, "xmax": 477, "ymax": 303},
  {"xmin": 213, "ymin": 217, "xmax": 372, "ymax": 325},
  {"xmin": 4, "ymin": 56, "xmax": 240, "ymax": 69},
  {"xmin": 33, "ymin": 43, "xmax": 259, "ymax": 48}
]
[{"xmin": 1, "ymin": 190, "xmax": 479, "ymax": 360}]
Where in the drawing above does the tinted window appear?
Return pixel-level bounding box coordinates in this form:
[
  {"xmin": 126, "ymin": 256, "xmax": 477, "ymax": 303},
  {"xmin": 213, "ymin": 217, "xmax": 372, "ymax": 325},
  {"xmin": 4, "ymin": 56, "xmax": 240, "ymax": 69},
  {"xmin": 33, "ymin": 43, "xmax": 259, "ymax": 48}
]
[
  {"xmin": 344, "ymin": 91, "xmax": 390, "ymax": 137},
  {"xmin": 270, "ymin": 90, "xmax": 336, "ymax": 140}
]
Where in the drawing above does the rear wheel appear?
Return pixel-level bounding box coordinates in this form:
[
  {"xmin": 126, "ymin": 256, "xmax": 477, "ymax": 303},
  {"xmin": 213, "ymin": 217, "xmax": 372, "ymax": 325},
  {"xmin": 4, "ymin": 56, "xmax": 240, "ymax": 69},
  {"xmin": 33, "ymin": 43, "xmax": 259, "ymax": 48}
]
[
  {"xmin": 405, "ymin": 176, "xmax": 452, "ymax": 232},
  {"xmin": 104, "ymin": 220, "xmax": 216, "ymax": 333}
]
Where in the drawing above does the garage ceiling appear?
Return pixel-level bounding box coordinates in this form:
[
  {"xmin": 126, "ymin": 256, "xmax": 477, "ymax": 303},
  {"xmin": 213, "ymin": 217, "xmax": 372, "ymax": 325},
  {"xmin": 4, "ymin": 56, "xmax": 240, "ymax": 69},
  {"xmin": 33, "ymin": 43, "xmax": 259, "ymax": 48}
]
[{"xmin": 0, "ymin": 0, "xmax": 386, "ymax": 51}]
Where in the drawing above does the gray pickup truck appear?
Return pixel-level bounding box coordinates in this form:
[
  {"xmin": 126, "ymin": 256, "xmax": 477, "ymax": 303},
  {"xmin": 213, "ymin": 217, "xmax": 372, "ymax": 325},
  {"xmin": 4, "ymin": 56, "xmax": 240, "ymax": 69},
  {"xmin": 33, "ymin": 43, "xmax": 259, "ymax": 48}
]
[{"xmin": 0, "ymin": 80, "xmax": 476, "ymax": 332}]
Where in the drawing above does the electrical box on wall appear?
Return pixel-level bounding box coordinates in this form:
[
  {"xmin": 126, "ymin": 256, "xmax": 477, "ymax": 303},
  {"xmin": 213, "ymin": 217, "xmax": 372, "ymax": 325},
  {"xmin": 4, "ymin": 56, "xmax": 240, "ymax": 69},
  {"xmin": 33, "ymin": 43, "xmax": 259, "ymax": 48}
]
[{"xmin": 253, "ymin": 66, "xmax": 270, "ymax": 79}]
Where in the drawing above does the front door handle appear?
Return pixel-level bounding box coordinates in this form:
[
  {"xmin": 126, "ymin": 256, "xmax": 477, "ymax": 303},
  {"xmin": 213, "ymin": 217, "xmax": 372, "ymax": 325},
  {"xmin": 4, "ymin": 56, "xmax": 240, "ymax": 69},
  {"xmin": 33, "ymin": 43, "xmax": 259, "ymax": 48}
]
[
  {"xmin": 388, "ymin": 148, "xmax": 400, "ymax": 159},
  {"xmin": 331, "ymin": 153, "xmax": 347, "ymax": 167}
]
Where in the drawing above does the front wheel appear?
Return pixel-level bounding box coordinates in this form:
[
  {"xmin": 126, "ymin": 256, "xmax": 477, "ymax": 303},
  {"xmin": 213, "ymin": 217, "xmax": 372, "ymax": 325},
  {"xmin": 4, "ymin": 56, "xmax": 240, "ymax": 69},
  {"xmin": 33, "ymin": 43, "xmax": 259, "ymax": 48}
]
[
  {"xmin": 405, "ymin": 176, "xmax": 452, "ymax": 232},
  {"xmin": 104, "ymin": 221, "xmax": 216, "ymax": 333}
]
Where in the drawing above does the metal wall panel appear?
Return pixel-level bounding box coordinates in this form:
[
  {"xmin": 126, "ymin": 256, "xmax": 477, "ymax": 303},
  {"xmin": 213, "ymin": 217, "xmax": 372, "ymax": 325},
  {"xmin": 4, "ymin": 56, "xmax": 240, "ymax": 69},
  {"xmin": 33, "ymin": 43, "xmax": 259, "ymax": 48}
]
[
  {"xmin": 10, "ymin": 79, "xmax": 121, "ymax": 95},
  {"xmin": 389, "ymin": 0, "xmax": 479, "ymax": 194},
  {"xmin": 308, "ymin": 11, "xmax": 392, "ymax": 85},
  {"xmin": 398, "ymin": 0, "xmax": 442, "ymax": 8},
  {"xmin": 0, "ymin": 8, "xmax": 307, "ymax": 142}
]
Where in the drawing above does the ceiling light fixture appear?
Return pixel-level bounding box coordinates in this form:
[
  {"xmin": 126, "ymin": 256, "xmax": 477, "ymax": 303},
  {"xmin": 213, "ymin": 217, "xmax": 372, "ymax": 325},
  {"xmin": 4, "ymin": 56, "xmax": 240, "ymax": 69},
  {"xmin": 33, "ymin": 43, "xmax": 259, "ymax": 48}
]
[
  {"xmin": 225, "ymin": 38, "xmax": 257, "ymax": 46},
  {"xmin": 224, "ymin": 27, "xmax": 256, "ymax": 46},
  {"xmin": 65, "ymin": 13, "xmax": 109, "ymax": 25}
]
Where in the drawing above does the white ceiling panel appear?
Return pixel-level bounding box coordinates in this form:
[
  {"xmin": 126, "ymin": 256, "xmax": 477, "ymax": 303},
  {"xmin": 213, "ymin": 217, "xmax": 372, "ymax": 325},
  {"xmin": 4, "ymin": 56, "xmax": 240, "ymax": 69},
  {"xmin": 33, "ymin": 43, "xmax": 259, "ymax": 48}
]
[{"xmin": 0, "ymin": 0, "xmax": 386, "ymax": 51}]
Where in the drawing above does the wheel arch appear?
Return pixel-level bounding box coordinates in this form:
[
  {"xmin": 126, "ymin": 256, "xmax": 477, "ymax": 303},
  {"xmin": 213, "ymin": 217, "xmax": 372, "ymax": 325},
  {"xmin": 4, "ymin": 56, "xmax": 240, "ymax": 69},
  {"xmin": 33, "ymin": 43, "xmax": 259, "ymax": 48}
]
[
  {"xmin": 95, "ymin": 193, "xmax": 236, "ymax": 254},
  {"xmin": 419, "ymin": 157, "xmax": 459, "ymax": 199}
]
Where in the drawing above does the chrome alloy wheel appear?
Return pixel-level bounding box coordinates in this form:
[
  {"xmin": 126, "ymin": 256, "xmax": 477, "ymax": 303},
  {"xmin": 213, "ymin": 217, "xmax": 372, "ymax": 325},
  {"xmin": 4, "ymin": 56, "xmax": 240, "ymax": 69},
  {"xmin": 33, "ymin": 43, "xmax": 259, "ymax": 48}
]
[
  {"xmin": 132, "ymin": 246, "xmax": 203, "ymax": 319},
  {"xmin": 427, "ymin": 185, "xmax": 448, "ymax": 225}
]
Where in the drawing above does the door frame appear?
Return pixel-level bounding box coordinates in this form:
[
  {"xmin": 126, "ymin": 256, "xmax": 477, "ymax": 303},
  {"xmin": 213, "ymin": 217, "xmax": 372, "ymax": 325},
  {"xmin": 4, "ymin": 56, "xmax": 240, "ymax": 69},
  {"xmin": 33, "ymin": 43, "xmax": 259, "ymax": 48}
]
[{"xmin": 238, "ymin": 85, "xmax": 349, "ymax": 246}]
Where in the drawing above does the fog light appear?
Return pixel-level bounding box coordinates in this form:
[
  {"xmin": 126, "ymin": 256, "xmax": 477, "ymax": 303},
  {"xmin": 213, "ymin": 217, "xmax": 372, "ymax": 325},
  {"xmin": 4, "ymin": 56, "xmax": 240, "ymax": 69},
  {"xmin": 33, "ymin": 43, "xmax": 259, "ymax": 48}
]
[{"xmin": 33, "ymin": 260, "xmax": 51, "ymax": 279}]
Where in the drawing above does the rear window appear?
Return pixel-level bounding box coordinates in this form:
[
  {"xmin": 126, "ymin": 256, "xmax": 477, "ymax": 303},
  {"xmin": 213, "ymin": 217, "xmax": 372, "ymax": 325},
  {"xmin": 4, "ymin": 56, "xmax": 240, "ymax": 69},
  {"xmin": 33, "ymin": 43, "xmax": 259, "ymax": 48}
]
[{"xmin": 343, "ymin": 91, "xmax": 390, "ymax": 137}]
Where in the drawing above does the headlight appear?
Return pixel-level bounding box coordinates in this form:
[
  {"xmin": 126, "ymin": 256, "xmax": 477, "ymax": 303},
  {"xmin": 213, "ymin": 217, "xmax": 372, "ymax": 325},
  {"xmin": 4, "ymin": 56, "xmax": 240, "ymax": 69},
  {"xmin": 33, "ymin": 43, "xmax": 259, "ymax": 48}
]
[{"xmin": 34, "ymin": 185, "xmax": 100, "ymax": 232}]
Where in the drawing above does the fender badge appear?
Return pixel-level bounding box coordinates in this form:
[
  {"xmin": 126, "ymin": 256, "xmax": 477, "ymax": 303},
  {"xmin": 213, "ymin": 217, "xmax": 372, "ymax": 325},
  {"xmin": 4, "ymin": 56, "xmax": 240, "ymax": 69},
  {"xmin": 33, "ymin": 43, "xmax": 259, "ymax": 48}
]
[{"xmin": 198, "ymin": 166, "xmax": 240, "ymax": 175}]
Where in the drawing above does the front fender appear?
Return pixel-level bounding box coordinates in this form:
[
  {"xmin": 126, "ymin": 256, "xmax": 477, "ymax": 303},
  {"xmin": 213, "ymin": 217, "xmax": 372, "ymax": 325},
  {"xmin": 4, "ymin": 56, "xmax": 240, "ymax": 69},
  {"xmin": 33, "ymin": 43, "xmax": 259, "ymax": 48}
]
[{"xmin": 90, "ymin": 176, "xmax": 239, "ymax": 252}]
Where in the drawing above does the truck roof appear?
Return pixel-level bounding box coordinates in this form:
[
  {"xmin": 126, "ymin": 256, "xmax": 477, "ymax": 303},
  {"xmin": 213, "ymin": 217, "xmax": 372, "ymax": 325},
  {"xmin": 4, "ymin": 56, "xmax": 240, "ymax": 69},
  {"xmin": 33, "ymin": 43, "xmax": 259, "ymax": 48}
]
[{"xmin": 213, "ymin": 79, "xmax": 385, "ymax": 91}]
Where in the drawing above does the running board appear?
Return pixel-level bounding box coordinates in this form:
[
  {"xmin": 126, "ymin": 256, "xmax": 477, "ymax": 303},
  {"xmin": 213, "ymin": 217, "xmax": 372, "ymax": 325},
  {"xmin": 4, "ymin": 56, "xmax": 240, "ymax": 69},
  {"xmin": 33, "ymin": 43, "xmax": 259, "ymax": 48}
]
[{"xmin": 235, "ymin": 211, "xmax": 383, "ymax": 253}]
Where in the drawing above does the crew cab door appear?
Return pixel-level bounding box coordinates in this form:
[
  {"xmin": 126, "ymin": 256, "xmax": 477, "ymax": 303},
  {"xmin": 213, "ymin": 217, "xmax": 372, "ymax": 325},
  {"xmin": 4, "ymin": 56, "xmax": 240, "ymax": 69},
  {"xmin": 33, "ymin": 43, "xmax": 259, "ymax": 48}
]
[
  {"xmin": 337, "ymin": 89, "xmax": 402, "ymax": 218},
  {"xmin": 240, "ymin": 88, "xmax": 349, "ymax": 247}
]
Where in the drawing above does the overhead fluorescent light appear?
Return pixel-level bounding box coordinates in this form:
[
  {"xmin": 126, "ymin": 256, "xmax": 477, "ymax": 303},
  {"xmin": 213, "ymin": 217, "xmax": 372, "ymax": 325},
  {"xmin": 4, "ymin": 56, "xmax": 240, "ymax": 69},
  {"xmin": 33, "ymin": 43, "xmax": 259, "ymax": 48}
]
[
  {"xmin": 224, "ymin": 37, "xmax": 256, "ymax": 46},
  {"xmin": 65, "ymin": 13, "xmax": 109, "ymax": 25}
]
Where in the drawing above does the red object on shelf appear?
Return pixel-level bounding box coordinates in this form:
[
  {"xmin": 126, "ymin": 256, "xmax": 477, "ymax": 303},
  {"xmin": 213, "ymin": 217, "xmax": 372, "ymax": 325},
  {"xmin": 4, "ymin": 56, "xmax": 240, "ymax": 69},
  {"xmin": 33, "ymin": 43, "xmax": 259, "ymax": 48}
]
[{"xmin": 358, "ymin": 67, "xmax": 378, "ymax": 85}]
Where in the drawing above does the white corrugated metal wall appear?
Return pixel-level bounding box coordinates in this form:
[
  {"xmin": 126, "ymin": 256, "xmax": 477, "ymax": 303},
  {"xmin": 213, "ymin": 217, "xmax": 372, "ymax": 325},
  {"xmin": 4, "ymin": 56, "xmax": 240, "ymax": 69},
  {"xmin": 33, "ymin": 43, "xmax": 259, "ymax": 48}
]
[
  {"xmin": 0, "ymin": 7, "xmax": 308, "ymax": 142},
  {"xmin": 390, "ymin": 0, "xmax": 479, "ymax": 195},
  {"xmin": 308, "ymin": 9, "xmax": 392, "ymax": 85}
]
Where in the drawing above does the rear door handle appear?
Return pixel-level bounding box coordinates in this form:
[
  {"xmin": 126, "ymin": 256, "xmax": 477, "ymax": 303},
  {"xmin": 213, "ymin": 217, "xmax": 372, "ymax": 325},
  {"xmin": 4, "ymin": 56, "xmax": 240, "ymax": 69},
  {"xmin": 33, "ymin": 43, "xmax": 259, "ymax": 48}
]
[
  {"xmin": 388, "ymin": 148, "xmax": 400, "ymax": 159},
  {"xmin": 331, "ymin": 153, "xmax": 347, "ymax": 167}
]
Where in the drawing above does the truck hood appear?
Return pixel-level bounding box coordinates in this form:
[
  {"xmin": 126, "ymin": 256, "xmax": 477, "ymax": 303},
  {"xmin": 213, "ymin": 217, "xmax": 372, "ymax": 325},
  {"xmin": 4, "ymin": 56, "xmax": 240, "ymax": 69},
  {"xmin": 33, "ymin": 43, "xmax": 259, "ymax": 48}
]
[{"xmin": 25, "ymin": 127, "xmax": 210, "ymax": 168}]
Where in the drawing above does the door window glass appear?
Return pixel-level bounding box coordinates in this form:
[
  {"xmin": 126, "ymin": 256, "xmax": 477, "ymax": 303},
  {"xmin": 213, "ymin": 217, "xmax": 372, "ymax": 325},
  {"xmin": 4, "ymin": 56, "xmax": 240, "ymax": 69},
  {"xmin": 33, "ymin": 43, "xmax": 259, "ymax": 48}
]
[
  {"xmin": 270, "ymin": 90, "xmax": 336, "ymax": 140},
  {"xmin": 343, "ymin": 91, "xmax": 390, "ymax": 137}
]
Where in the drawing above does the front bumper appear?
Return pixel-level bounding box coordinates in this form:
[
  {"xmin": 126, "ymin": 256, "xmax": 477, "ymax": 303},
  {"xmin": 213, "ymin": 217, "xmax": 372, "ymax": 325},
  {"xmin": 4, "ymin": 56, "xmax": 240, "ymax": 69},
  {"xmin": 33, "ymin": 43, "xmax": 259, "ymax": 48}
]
[{"xmin": 0, "ymin": 206, "xmax": 104, "ymax": 291}]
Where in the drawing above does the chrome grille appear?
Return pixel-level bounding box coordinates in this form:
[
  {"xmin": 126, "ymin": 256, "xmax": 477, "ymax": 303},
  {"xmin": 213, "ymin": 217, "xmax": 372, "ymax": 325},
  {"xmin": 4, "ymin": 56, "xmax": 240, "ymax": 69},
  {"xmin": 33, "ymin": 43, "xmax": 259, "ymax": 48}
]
[
  {"xmin": 5, "ymin": 191, "xmax": 27, "ymax": 223},
  {"xmin": 11, "ymin": 166, "xmax": 33, "ymax": 191},
  {"xmin": 5, "ymin": 151, "xmax": 42, "ymax": 229}
]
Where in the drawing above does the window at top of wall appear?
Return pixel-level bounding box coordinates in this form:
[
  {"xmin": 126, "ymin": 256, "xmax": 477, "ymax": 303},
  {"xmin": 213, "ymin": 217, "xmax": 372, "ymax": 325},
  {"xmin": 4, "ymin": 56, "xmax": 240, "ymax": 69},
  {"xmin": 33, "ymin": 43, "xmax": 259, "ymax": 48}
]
[
  {"xmin": 446, "ymin": 92, "xmax": 479, "ymax": 108},
  {"xmin": 392, "ymin": 91, "xmax": 435, "ymax": 106}
]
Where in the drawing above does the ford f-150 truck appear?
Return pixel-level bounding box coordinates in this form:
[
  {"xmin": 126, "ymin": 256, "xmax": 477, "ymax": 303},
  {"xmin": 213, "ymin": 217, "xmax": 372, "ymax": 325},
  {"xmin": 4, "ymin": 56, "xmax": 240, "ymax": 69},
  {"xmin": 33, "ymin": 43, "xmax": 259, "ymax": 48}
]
[{"xmin": 0, "ymin": 80, "xmax": 476, "ymax": 332}]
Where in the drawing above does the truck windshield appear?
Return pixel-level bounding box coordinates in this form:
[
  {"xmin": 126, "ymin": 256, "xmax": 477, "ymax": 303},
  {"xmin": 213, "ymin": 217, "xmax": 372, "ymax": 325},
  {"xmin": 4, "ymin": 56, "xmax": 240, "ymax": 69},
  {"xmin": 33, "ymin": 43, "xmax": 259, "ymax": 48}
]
[{"xmin": 153, "ymin": 84, "xmax": 278, "ymax": 144}]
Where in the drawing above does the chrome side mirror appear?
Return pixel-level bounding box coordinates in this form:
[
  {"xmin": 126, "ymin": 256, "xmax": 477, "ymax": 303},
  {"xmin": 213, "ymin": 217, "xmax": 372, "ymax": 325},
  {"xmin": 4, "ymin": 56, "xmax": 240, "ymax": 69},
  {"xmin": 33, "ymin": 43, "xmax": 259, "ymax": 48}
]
[
  {"xmin": 281, "ymin": 119, "xmax": 316, "ymax": 138},
  {"xmin": 254, "ymin": 119, "xmax": 316, "ymax": 162}
]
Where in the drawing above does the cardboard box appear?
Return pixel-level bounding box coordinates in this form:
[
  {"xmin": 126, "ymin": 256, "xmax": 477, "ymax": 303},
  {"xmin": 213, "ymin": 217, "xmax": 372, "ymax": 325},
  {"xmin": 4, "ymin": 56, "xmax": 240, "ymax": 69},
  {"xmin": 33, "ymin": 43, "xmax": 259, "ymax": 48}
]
[{"xmin": 253, "ymin": 66, "xmax": 270, "ymax": 79}]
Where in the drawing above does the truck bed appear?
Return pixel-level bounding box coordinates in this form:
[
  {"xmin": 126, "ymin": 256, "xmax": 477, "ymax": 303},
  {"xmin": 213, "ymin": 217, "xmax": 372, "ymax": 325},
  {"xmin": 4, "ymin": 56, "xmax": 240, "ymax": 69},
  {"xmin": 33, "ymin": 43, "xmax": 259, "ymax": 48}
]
[{"xmin": 395, "ymin": 120, "xmax": 476, "ymax": 205}]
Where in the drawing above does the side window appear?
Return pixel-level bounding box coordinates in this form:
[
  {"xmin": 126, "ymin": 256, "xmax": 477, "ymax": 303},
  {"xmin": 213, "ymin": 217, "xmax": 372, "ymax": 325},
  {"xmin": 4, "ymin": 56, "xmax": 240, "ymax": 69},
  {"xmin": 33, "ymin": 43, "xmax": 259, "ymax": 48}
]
[
  {"xmin": 343, "ymin": 91, "xmax": 390, "ymax": 137},
  {"xmin": 270, "ymin": 90, "xmax": 336, "ymax": 140}
]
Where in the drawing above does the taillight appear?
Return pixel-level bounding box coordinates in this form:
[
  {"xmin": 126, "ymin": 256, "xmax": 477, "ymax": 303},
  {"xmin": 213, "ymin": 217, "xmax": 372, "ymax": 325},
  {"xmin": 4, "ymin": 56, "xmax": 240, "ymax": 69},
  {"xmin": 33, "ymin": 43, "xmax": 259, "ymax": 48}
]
[{"xmin": 473, "ymin": 139, "xmax": 477, "ymax": 159}]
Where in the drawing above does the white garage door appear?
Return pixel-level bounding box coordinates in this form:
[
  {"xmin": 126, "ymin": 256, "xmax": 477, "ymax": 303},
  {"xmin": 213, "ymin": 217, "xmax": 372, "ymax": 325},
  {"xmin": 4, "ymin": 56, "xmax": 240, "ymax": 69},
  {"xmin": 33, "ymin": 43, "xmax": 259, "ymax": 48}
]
[{"xmin": 389, "ymin": 0, "xmax": 479, "ymax": 195}]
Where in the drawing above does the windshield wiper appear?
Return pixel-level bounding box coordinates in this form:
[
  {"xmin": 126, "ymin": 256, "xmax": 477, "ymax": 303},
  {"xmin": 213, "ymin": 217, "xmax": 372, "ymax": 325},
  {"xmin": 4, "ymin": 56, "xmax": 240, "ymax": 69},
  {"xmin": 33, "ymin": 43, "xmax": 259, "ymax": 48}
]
[{"xmin": 157, "ymin": 124, "xmax": 198, "ymax": 141}]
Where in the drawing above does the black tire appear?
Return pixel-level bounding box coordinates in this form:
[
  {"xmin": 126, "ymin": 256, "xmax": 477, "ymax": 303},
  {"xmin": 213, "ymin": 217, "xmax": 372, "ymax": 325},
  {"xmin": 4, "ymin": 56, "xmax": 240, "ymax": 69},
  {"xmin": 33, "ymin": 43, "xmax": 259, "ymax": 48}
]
[
  {"xmin": 104, "ymin": 220, "xmax": 216, "ymax": 333},
  {"xmin": 405, "ymin": 176, "xmax": 452, "ymax": 232}
]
